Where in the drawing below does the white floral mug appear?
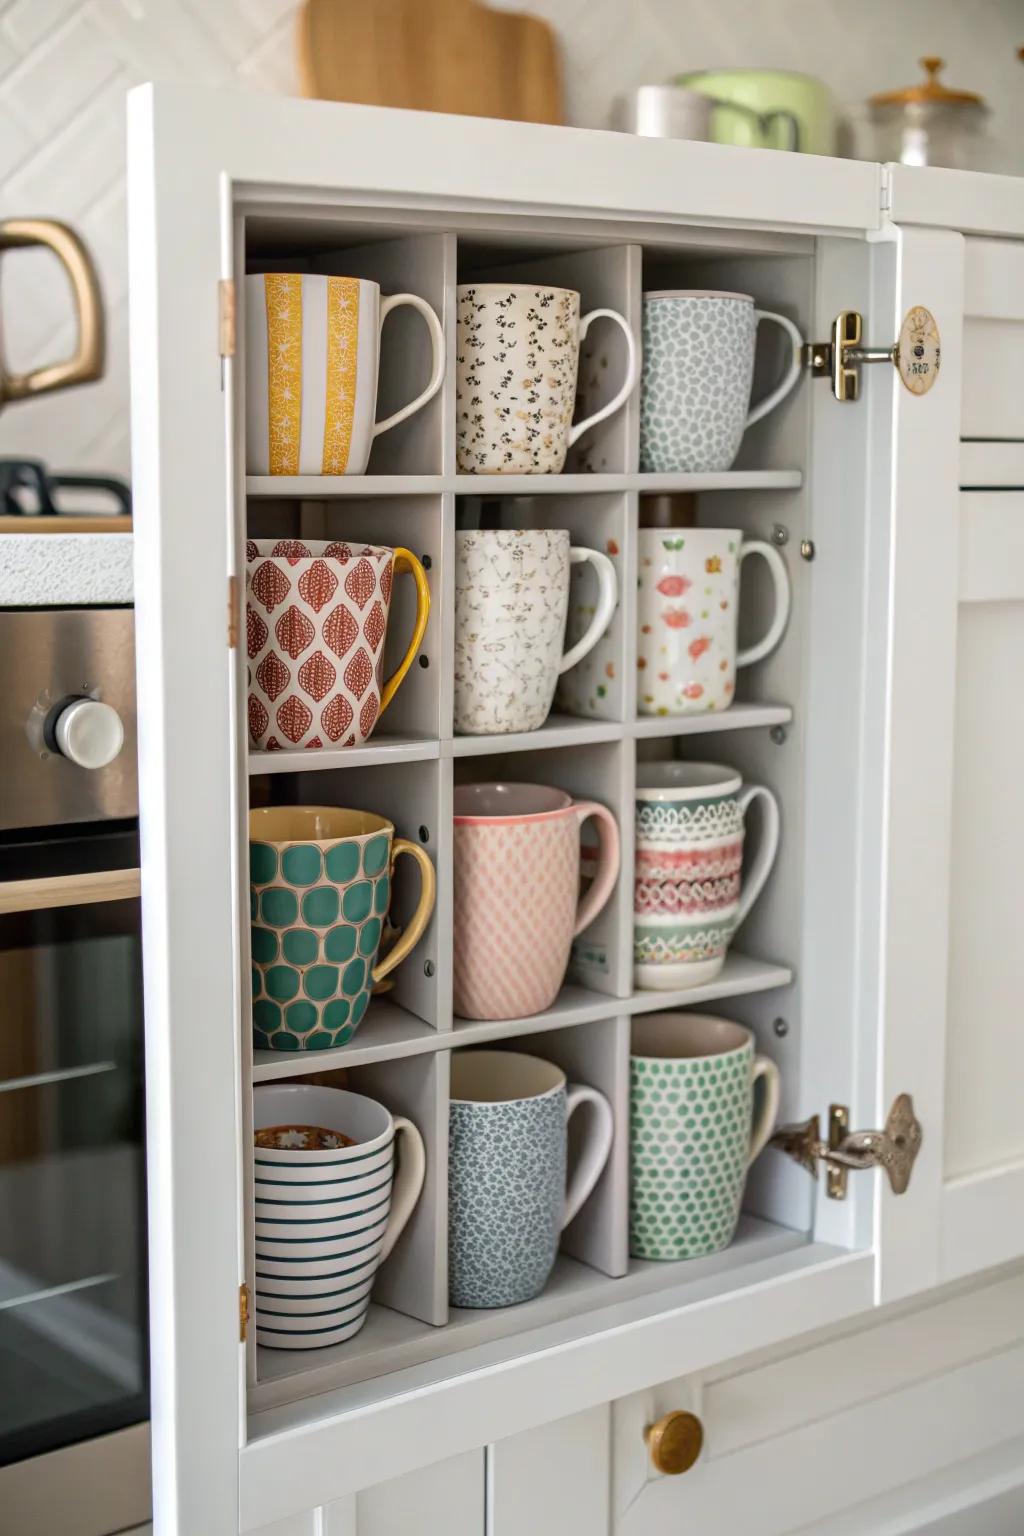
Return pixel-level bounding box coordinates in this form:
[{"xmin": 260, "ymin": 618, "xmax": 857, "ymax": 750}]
[
  {"xmin": 454, "ymin": 529, "xmax": 617, "ymax": 735},
  {"xmin": 637, "ymin": 527, "xmax": 790, "ymax": 716},
  {"xmin": 455, "ymin": 284, "xmax": 638, "ymax": 474}
]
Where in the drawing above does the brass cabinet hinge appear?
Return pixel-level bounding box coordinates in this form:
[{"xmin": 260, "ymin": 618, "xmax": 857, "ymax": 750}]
[
  {"xmin": 803, "ymin": 308, "xmax": 940, "ymax": 402},
  {"xmin": 227, "ymin": 574, "xmax": 240, "ymax": 648},
  {"xmin": 219, "ymin": 278, "xmax": 236, "ymax": 358},
  {"xmin": 239, "ymin": 1283, "xmax": 251, "ymax": 1342},
  {"xmin": 771, "ymin": 1093, "xmax": 923, "ymax": 1200}
]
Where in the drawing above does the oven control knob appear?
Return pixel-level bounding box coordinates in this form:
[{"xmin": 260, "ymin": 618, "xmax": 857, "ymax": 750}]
[{"xmin": 53, "ymin": 698, "xmax": 125, "ymax": 770}]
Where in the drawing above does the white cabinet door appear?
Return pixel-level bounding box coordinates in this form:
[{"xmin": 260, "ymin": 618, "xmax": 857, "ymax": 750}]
[
  {"xmin": 937, "ymin": 237, "xmax": 1024, "ymax": 1284},
  {"xmin": 488, "ymin": 1408, "xmax": 610, "ymax": 1536},
  {"xmin": 244, "ymin": 1452, "xmax": 484, "ymax": 1536}
]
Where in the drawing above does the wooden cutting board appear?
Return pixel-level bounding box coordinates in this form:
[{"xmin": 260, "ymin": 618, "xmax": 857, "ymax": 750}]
[{"xmin": 296, "ymin": 0, "xmax": 563, "ymax": 125}]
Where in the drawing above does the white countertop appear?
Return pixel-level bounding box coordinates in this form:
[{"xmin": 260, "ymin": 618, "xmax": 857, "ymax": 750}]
[{"xmin": 0, "ymin": 533, "xmax": 133, "ymax": 606}]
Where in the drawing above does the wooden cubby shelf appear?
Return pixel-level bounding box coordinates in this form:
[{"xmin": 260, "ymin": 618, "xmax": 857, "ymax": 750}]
[
  {"xmin": 250, "ymin": 954, "xmax": 793, "ymax": 1078},
  {"xmin": 250, "ymin": 1214, "xmax": 816, "ymax": 1410},
  {"xmin": 247, "ymin": 469, "xmax": 802, "ymax": 498},
  {"xmin": 238, "ymin": 195, "xmax": 818, "ymax": 1416}
]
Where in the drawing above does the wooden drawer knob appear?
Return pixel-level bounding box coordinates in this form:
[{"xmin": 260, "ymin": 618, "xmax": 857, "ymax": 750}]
[{"xmin": 644, "ymin": 1410, "xmax": 704, "ymax": 1476}]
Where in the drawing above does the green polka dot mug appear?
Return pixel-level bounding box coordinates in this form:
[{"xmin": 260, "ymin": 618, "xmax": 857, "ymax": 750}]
[
  {"xmin": 630, "ymin": 1012, "xmax": 780, "ymax": 1261},
  {"xmin": 249, "ymin": 807, "xmax": 436, "ymax": 1052}
]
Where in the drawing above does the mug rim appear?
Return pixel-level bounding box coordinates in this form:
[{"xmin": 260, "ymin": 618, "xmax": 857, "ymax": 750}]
[
  {"xmin": 455, "ymin": 527, "xmax": 569, "ymax": 544},
  {"xmin": 637, "ymin": 525, "xmax": 741, "ymax": 541},
  {"xmin": 456, "ymin": 281, "xmax": 581, "ymax": 301},
  {"xmin": 250, "ymin": 806, "xmax": 394, "ymax": 846},
  {"xmin": 450, "ymin": 1049, "xmax": 566, "ymax": 1104},
  {"xmin": 253, "ymin": 1084, "xmax": 395, "ymax": 1157},
  {"xmin": 631, "ymin": 1011, "xmax": 753, "ymax": 1061},
  {"xmin": 644, "ymin": 289, "xmax": 753, "ymax": 303},
  {"xmin": 245, "ymin": 272, "xmax": 380, "ymax": 292},
  {"xmin": 635, "ymin": 761, "xmax": 742, "ymax": 800},
  {"xmin": 453, "ymin": 782, "xmax": 574, "ymax": 825}
]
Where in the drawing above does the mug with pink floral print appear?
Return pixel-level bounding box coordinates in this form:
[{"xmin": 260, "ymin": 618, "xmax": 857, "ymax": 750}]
[{"xmin": 636, "ymin": 527, "xmax": 790, "ymax": 716}]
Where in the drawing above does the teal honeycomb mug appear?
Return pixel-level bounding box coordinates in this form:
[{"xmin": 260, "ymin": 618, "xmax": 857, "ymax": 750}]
[{"xmin": 249, "ymin": 806, "xmax": 436, "ymax": 1051}]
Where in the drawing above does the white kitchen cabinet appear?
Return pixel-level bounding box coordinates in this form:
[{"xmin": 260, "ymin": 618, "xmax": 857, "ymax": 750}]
[
  {"xmin": 492, "ymin": 1268, "xmax": 1024, "ymax": 1536},
  {"xmin": 127, "ymin": 82, "xmax": 1024, "ymax": 1535}
]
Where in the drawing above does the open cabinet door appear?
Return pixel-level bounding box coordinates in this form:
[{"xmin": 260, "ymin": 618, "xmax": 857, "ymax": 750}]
[
  {"xmin": 859, "ymin": 222, "xmax": 965, "ymax": 1303},
  {"xmin": 128, "ymin": 92, "xmax": 246, "ymax": 1534}
]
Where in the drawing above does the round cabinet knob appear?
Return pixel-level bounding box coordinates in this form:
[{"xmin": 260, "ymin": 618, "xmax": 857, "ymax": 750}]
[
  {"xmin": 644, "ymin": 1410, "xmax": 704, "ymax": 1476},
  {"xmin": 54, "ymin": 698, "xmax": 124, "ymax": 770}
]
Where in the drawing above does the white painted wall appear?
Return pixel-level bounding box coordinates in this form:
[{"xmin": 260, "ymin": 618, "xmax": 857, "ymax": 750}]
[{"xmin": 0, "ymin": 0, "xmax": 1020, "ymax": 481}]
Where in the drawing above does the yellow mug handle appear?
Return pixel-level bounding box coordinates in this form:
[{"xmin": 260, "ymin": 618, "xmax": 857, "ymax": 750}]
[
  {"xmin": 379, "ymin": 547, "xmax": 430, "ymax": 715},
  {"xmin": 371, "ymin": 840, "xmax": 436, "ymax": 984}
]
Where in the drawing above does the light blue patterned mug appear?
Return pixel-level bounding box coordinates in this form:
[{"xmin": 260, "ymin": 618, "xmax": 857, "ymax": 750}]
[
  {"xmin": 448, "ymin": 1051, "xmax": 614, "ymax": 1308},
  {"xmin": 639, "ymin": 291, "xmax": 803, "ymax": 474}
]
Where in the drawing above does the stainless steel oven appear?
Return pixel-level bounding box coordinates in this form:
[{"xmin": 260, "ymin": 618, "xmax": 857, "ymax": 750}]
[{"xmin": 0, "ymin": 606, "xmax": 150, "ymax": 1536}]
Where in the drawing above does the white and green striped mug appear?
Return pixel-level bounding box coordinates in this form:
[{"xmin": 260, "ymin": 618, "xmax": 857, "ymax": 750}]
[
  {"xmin": 253, "ymin": 1084, "xmax": 426, "ymax": 1350},
  {"xmin": 630, "ymin": 1013, "xmax": 780, "ymax": 1261}
]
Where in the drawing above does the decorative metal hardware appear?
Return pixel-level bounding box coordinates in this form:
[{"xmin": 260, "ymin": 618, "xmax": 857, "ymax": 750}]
[
  {"xmin": 800, "ymin": 539, "xmax": 816, "ymax": 562},
  {"xmin": 239, "ymin": 1283, "xmax": 251, "ymax": 1342},
  {"xmin": 645, "ymin": 1410, "xmax": 704, "ymax": 1476},
  {"xmin": 219, "ymin": 278, "xmax": 236, "ymax": 358},
  {"xmin": 771, "ymin": 1093, "xmax": 922, "ymax": 1199},
  {"xmin": 803, "ymin": 308, "xmax": 940, "ymax": 402}
]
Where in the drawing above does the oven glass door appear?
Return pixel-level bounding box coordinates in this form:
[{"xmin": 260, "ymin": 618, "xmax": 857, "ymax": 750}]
[{"xmin": 0, "ymin": 824, "xmax": 147, "ymax": 1467}]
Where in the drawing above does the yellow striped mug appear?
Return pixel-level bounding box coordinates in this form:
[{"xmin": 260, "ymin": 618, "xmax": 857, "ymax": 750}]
[{"xmin": 245, "ymin": 273, "xmax": 444, "ymax": 476}]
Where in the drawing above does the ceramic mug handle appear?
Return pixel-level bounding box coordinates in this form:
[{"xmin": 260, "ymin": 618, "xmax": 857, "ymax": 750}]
[
  {"xmin": 371, "ymin": 840, "xmax": 437, "ymax": 984},
  {"xmin": 747, "ymin": 1057, "xmax": 782, "ymax": 1167},
  {"xmin": 372, "ymin": 293, "xmax": 446, "ymax": 439},
  {"xmin": 379, "ymin": 1115, "xmax": 427, "ymax": 1260},
  {"xmin": 559, "ymin": 548, "xmax": 618, "ymax": 675},
  {"xmin": 746, "ymin": 309, "xmax": 804, "ymax": 428},
  {"xmin": 567, "ymin": 309, "xmax": 639, "ymax": 447},
  {"xmin": 571, "ymin": 801, "xmax": 620, "ymax": 936},
  {"xmin": 562, "ymin": 1084, "xmax": 614, "ymax": 1228},
  {"xmin": 736, "ymin": 540, "xmax": 791, "ymax": 668},
  {"xmin": 379, "ymin": 547, "xmax": 431, "ymax": 715},
  {"xmin": 733, "ymin": 783, "xmax": 780, "ymax": 928}
]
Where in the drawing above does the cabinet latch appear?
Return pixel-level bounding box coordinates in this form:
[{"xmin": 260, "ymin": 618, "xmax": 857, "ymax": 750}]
[
  {"xmin": 239, "ymin": 1283, "xmax": 251, "ymax": 1342},
  {"xmin": 770, "ymin": 1093, "xmax": 922, "ymax": 1200},
  {"xmin": 803, "ymin": 308, "xmax": 940, "ymax": 402}
]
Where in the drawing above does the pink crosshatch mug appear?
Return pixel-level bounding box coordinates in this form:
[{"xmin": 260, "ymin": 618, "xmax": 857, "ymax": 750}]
[{"xmin": 452, "ymin": 783, "xmax": 620, "ymax": 1021}]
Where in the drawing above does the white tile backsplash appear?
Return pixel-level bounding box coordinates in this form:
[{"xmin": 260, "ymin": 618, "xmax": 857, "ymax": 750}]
[{"xmin": 0, "ymin": 0, "xmax": 1019, "ymax": 481}]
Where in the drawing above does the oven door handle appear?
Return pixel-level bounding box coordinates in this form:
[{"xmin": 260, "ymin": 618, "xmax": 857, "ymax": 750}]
[{"xmin": 0, "ymin": 867, "xmax": 141, "ymax": 914}]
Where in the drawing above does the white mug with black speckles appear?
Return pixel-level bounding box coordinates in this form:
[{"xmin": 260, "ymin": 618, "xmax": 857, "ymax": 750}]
[
  {"xmin": 639, "ymin": 290, "xmax": 803, "ymax": 474},
  {"xmin": 456, "ymin": 283, "xmax": 639, "ymax": 474}
]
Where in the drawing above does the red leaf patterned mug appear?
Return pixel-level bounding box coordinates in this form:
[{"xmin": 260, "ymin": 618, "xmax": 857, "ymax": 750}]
[{"xmin": 245, "ymin": 539, "xmax": 430, "ymax": 751}]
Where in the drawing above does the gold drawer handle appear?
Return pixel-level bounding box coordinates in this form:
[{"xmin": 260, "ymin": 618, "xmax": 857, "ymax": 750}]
[{"xmin": 644, "ymin": 1410, "xmax": 704, "ymax": 1476}]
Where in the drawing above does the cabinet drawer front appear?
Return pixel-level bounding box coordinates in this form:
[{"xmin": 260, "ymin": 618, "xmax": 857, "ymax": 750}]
[
  {"xmin": 614, "ymin": 1276, "xmax": 1024, "ymax": 1536},
  {"xmin": 962, "ymin": 239, "xmax": 1024, "ymax": 441}
]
